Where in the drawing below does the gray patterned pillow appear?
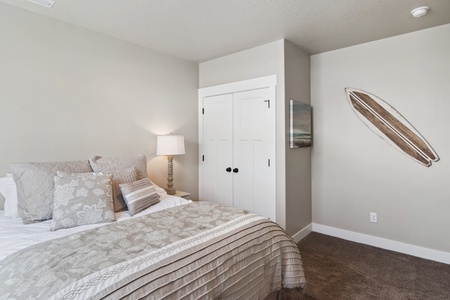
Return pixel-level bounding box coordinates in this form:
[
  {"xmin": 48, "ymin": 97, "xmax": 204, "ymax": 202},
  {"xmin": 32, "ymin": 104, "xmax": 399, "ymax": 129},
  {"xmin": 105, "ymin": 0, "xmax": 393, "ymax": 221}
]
[
  {"xmin": 10, "ymin": 160, "xmax": 93, "ymax": 223},
  {"xmin": 89, "ymin": 154, "xmax": 147, "ymax": 180},
  {"xmin": 56, "ymin": 170, "xmax": 137, "ymax": 213},
  {"xmin": 119, "ymin": 178, "xmax": 160, "ymax": 216},
  {"xmin": 51, "ymin": 173, "xmax": 114, "ymax": 231}
]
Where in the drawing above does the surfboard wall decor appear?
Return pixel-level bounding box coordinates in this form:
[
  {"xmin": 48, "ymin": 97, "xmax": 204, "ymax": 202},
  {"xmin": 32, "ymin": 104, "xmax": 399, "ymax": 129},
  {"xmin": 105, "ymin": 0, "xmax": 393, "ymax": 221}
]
[{"xmin": 345, "ymin": 88, "xmax": 439, "ymax": 167}]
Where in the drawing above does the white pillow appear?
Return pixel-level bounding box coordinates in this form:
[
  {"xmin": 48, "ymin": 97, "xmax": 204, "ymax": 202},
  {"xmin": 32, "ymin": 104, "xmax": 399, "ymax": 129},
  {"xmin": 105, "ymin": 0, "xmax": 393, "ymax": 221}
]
[
  {"xmin": 149, "ymin": 178, "xmax": 167, "ymax": 196},
  {"xmin": 0, "ymin": 174, "xmax": 18, "ymax": 217}
]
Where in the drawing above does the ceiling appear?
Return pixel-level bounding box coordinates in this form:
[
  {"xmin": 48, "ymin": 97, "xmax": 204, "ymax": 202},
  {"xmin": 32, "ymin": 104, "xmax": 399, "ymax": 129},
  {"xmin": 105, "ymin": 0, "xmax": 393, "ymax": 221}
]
[{"xmin": 1, "ymin": 0, "xmax": 449, "ymax": 62}]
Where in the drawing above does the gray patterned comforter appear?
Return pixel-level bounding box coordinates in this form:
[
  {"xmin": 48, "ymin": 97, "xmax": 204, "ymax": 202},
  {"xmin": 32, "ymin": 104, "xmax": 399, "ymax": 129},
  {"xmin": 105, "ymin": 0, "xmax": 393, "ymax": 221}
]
[{"xmin": 0, "ymin": 202, "xmax": 306, "ymax": 299}]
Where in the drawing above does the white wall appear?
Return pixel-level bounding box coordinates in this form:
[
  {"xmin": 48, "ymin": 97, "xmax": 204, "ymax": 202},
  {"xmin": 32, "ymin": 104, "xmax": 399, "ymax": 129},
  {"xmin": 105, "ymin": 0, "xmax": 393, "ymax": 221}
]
[
  {"xmin": 199, "ymin": 40, "xmax": 285, "ymax": 89},
  {"xmin": 0, "ymin": 3, "xmax": 199, "ymax": 199},
  {"xmin": 311, "ymin": 24, "xmax": 450, "ymax": 252}
]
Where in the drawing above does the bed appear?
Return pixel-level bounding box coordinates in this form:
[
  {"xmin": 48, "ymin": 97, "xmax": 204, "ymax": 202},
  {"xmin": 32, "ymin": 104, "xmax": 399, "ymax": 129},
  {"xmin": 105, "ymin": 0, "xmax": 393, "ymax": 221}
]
[{"xmin": 0, "ymin": 155, "xmax": 306, "ymax": 299}]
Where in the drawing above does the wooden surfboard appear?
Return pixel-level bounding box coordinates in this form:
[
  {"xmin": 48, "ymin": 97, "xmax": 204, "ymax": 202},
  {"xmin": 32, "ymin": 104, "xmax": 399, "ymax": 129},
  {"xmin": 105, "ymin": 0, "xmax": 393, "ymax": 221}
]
[{"xmin": 345, "ymin": 88, "xmax": 439, "ymax": 167}]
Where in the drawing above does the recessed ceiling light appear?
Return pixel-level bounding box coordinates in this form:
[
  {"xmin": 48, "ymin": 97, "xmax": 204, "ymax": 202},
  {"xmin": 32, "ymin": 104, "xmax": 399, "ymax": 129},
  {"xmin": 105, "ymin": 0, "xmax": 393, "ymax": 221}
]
[
  {"xmin": 28, "ymin": 0, "xmax": 55, "ymax": 8},
  {"xmin": 411, "ymin": 6, "xmax": 429, "ymax": 18}
]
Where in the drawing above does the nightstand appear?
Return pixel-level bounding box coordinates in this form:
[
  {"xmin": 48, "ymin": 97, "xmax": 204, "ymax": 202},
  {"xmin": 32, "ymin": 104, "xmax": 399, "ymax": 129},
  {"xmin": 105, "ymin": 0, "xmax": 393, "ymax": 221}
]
[{"xmin": 174, "ymin": 190, "xmax": 191, "ymax": 200}]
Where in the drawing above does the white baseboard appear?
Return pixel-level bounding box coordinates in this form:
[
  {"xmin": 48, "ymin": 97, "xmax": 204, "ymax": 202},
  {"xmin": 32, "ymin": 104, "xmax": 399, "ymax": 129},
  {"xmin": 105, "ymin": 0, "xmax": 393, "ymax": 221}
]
[
  {"xmin": 291, "ymin": 223, "xmax": 313, "ymax": 243},
  {"xmin": 312, "ymin": 223, "xmax": 450, "ymax": 265}
]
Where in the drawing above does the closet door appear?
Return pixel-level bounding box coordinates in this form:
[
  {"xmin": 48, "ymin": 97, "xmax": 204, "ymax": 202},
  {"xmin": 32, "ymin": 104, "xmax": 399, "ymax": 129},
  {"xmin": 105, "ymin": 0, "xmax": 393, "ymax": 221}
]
[
  {"xmin": 233, "ymin": 88, "xmax": 276, "ymax": 220},
  {"xmin": 202, "ymin": 94, "xmax": 234, "ymax": 207}
]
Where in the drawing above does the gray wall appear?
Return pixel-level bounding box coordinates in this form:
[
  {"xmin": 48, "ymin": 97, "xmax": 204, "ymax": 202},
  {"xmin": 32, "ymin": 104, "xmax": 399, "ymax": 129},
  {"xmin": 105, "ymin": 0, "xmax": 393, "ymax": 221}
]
[
  {"xmin": 284, "ymin": 41, "xmax": 311, "ymax": 235},
  {"xmin": 311, "ymin": 24, "xmax": 450, "ymax": 252},
  {"xmin": 200, "ymin": 40, "xmax": 288, "ymax": 227},
  {"xmin": 0, "ymin": 3, "xmax": 199, "ymax": 199},
  {"xmin": 200, "ymin": 40, "xmax": 312, "ymax": 234}
]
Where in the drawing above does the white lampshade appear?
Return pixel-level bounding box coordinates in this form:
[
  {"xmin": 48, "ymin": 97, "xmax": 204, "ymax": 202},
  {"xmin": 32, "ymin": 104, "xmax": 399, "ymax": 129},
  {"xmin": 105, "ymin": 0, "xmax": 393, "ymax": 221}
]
[{"xmin": 156, "ymin": 135, "xmax": 185, "ymax": 156}]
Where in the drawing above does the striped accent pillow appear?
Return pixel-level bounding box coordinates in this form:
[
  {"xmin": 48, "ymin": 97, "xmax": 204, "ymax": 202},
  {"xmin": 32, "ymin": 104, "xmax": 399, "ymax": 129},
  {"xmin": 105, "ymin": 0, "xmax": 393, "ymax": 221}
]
[{"xmin": 119, "ymin": 178, "xmax": 160, "ymax": 215}]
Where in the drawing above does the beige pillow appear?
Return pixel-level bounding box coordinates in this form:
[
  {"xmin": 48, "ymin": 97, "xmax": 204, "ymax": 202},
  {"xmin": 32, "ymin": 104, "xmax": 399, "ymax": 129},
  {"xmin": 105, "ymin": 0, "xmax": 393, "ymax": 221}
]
[
  {"xmin": 89, "ymin": 154, "xmax": 147, "ymax": 180},
  {"xmin": 51, "ymin": 173, "xmax": 114, "ymax": 231},
  {"xmin": 111, "ymin": 167, "xmax": 137, "ymax": 212},
  {"xmin": 10, "ymin": 160, "xmax": 93, "ymax": 223}
]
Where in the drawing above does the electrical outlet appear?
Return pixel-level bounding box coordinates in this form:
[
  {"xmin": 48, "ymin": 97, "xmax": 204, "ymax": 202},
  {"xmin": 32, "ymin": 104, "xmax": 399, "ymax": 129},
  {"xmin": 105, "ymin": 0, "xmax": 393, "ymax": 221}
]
[{"xmin": 370, "ymin": 212, "xmax": 377, "ymax": 223}]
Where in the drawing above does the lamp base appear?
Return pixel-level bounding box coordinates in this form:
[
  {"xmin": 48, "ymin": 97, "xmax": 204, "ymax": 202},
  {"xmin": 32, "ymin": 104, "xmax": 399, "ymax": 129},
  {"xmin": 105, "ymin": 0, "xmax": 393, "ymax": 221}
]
[{"xmin": 166, "ymin": 156, "xmax": 176, "ymax": 195}]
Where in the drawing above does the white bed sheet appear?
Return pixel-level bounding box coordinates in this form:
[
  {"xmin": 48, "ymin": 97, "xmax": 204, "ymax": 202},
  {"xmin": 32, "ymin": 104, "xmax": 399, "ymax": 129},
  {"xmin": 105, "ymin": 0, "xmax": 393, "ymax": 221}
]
[{"xmin": 0, "ymin": 195, "xmax": 191, "ymax": 261}]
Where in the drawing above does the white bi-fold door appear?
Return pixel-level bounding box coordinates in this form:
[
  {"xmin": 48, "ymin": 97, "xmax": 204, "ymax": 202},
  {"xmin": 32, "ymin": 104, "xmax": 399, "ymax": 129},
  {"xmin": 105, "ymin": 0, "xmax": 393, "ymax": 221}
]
[
  {"xmin": 201, "ymin": 87, "xmax": 276, "ymax": 221},
  {"xmin": 202, "ymin": 93, "xmax": 234, "ymax": 207}
]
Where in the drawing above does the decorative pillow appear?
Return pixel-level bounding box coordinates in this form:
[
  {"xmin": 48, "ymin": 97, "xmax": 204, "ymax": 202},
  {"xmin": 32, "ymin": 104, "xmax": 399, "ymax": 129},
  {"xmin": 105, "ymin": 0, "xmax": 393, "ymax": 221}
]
[
  {"xmin": 56, "ymin": 171, "xmax": 99, "ymax": 177},
  {"xmin": 119, "ymin": 178, "xmax": 160, "ymax": 216},
  {"xmin": 58, "ymin": 168, "xmax": 137, "ymax": 212},
  {"xmin": 10, "ymin": 160, "xmax": 93, "ymax": 223},
  {"xmin": 111, "ymin": 167, "xmax": 137, "ymax": 212},
  {"xmin": 51, "ymin": 173, "xmax": 114, "ymax": 231},
  {"xmin": 0, "ymin": 192, "xmax": 5, "ymax": 210},
  {"xmin": 89, "ymin": 154, "xmax": 147, "ymax": 180},
  {"xmin": 0, "ymin": 174, "xmax": 19, "ymax": 217}
]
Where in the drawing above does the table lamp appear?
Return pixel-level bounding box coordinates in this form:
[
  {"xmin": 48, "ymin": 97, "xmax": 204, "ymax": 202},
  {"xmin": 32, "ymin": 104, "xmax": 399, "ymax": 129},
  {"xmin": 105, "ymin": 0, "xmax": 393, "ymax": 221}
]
[{"xmin": 156, "ymin": 135, "xmax": 185, "ymax": 195}]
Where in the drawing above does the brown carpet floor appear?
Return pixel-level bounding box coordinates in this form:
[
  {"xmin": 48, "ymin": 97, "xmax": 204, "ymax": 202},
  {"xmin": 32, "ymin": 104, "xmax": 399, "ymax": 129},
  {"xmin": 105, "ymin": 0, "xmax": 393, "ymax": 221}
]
[{"xmin": 279, "ymin": 232, "xmax": 450, "ymax": 300}]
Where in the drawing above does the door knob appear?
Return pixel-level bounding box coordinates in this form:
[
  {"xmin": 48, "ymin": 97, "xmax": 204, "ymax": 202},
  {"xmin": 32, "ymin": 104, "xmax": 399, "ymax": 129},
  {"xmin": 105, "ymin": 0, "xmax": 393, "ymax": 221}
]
[
  {"xmin": 233, "ymin": 168, "xmax": 239, "ymax": 173},
  {"xmin": 226, "ymin": 167, "xmax": 232, "ymax": 172}
]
